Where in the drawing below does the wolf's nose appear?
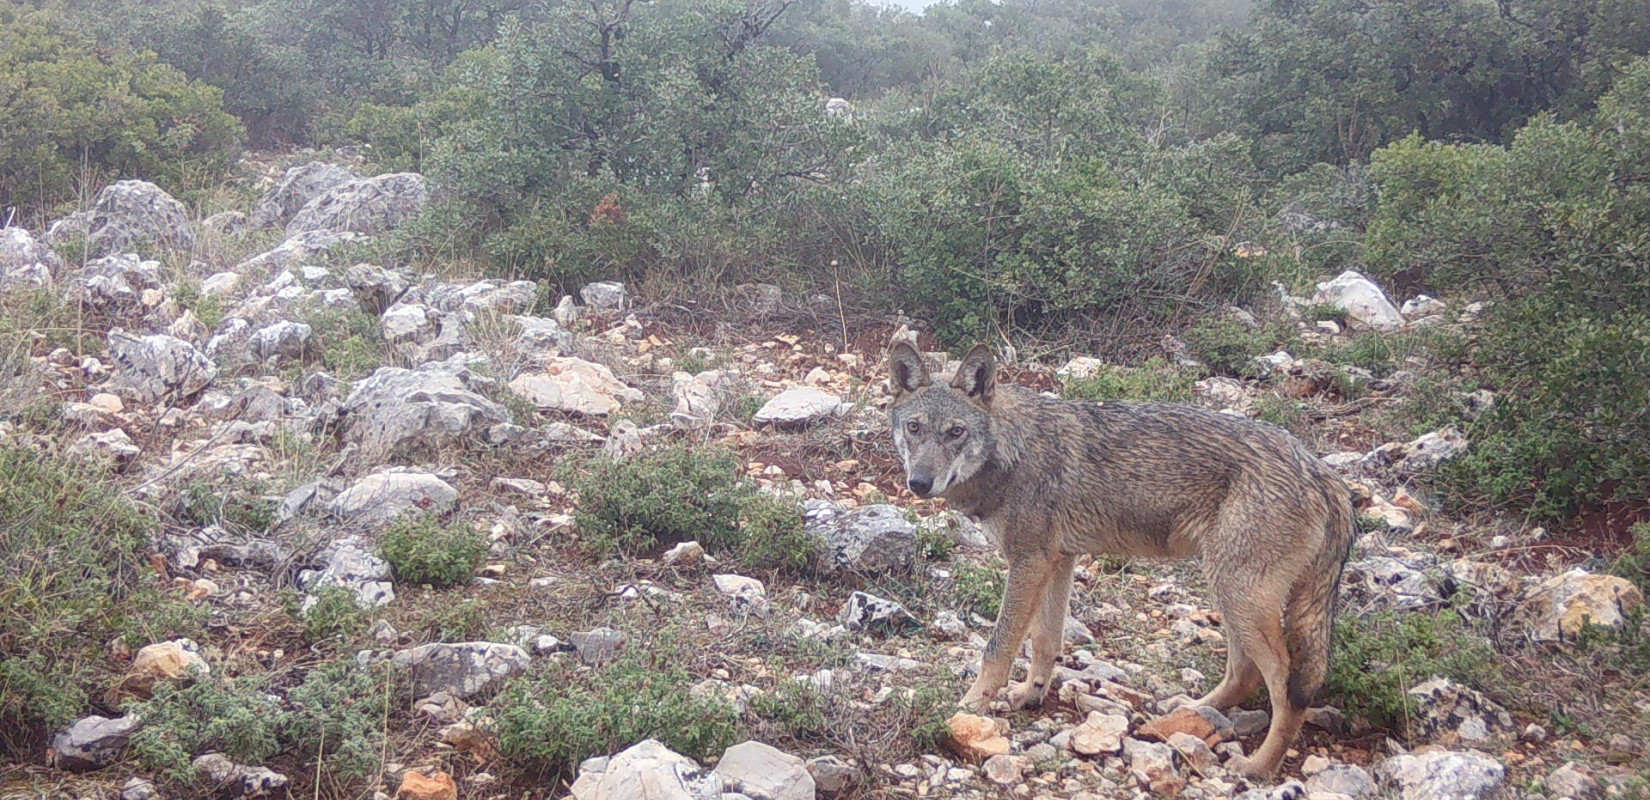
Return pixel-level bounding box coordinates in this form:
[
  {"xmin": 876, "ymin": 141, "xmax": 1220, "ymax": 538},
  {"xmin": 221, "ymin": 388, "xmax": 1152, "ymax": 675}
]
[{"xmin": 908, "ymin": 477, "xmax": 933, "ymax": 497}]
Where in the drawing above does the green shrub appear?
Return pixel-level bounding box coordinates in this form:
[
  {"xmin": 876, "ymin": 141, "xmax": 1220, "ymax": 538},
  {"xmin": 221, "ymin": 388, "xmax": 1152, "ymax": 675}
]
[
  {"xmin": 281, "ymin": 662, "xmax": 393, "ymax": 779},
  {"xmin": 378, "ymin": 516, "xmax": 486, "ymax": 589},
  {"xmin": 736, "ymin": 493, "xmax": 822, "ymax": 574},
  {"xmin": 494, "ymin": 649, "xmax": 742, "ymax": 778},
  {"xmin": 1363, "ymin": 67, "xmax": 1650, "ymax": 520},
  {"xmin": 303, "ymin": 306, "xmax": 383, "ymax": 381},
  {"xmin": 572, "ymin": 445, "xmax": 813, "ymax": 571},
  {"xmin": 288, "ymin": 587, "xmax": 371, "ymax": 646},
  {"xmin": 0, "ymin": 446, "xmax": 182, "ymax": 746},
  {"xmin": 1327, "ymin": 609, "xmax": 1500, "ymax": 730},
  {"xmin": 953, "ymin": 559, "xmax": 1006, "ymax": 619},
  {"xmin": 750, "ymin": 682, "xmax": 830, "ymax": 740},
  {"xmin": 127, "ymin": 676, "xmax": 286, "ymax": 785},
  {"xmin": 1182, "ymin": 317, "xmax": 1297, "ymax": 378},
  {"xmin": 1060, "ymin": 357, "xmax": 1197, "ymax": 403},
  {"xmin": 1609, "ymin": 523, "xmax": 1650, "ymax": 594},
  {"xmin": 0, "ymin": 3, "xmax": 243, "ymax": 216},
  {"xmin": 175, "ymin": 479, "xmax": 277, "ymax": 533},
  {"xmin": 573, "ymin": 445, "xmax": 746, "ymax": 557}
]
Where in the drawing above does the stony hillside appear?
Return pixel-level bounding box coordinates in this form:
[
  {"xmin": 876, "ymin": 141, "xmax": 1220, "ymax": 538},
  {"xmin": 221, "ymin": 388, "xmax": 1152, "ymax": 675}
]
[{"xmin": 0, "ymin": 155, "xmax": 1646, "ymax": 800}]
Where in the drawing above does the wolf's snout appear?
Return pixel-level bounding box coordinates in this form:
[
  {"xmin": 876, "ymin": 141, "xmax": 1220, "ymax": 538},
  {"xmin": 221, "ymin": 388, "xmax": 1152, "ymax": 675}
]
[{"xmin": 907, "ymin": 476, "xmax": 934, "ymax": 497}]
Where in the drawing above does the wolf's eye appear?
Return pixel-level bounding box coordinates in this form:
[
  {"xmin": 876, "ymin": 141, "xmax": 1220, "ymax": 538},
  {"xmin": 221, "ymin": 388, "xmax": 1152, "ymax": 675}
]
[
  {"xmin": 947, "ymin": 425, "xmax": 966, "ymax": 439},
  {"xmin": 905, "ymin": 421, "xmax": 921, "ymax": 434}
]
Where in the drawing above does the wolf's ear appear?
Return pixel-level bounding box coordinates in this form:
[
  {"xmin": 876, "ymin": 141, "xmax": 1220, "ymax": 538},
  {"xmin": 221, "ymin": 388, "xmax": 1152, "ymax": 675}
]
[
  {"xmin": 951, "ymin": 343, "xmax": 996, "ymax": 406},
  {"xmin": 888, "ymin": 341, "xmax": 932, "ymax": 399}
]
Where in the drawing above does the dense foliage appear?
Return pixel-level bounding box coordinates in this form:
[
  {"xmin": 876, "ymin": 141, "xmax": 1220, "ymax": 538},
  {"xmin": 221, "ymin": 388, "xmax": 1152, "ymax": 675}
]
[
  {"xmin": 0, "ymin": 3, "xmax": 243, "ymax": 216},
  {"xmin": 3, "ymin": 0, "xmax": 1647, "ymax": 522}
]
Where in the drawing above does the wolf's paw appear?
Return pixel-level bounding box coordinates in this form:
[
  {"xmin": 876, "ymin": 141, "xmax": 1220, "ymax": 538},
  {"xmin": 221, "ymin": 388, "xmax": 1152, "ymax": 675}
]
[
  {"xmin": 1005, "ymin": 680, "xmax": 1048, "ymax": 710},
  {"xmin": 1227, "ymin": 752, "xmax": 1282, "ymax": 781},
  {"xmin": 957, "ymin": 686, "xmax": 996, "ymax": 711}
]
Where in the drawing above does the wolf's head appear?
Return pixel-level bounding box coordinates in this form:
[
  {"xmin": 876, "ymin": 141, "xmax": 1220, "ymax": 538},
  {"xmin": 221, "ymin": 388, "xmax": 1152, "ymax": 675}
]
[{"xmin": 886, "ymin": 341, "xmax": 999, "ymax": 499}]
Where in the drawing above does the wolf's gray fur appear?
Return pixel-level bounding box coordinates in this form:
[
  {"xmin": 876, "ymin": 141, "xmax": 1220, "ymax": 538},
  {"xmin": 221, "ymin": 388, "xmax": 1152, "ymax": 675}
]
[{"xmin": 886, "ymin": 340, "xmax": 1354, "ymax": 778}]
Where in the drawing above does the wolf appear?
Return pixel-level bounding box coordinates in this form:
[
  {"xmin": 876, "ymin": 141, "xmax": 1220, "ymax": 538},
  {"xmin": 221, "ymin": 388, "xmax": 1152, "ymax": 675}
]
[{"xmin": 886, "ymin": 340, "xmax": 1354, "ymax": 779}]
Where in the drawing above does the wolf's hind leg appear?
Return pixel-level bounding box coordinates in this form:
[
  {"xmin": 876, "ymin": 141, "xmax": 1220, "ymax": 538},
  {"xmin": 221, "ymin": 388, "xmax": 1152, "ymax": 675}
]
[
  {"xmin": 1220, "ymin": 592, "xmax": 1302, "ymax": 779},
  {"xmin": 1195, "ymin": 609, "xmax": 1264, "ymax": 710},
  {"xmin": 1008, "ymin": 554, "xmax": 1076, "ymax": 709}
]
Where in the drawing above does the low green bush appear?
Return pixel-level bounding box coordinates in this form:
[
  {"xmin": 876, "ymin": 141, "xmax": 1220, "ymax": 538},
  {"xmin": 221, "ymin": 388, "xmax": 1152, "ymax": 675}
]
[
  {"xmin": 378, "ymin": 516, "xmax": 487, "ymax": 589},
  {"xmin": 572, "ymin": 445, "xmax": 816, "ymax": 572},
  {"xmin": 494, "ymin": 649, "xmax": 741, "ymax": 778},
  {"xmin": 0, "ymin": 446, "xmax": 201, "ymax": 750},
  {"xmin": 1327, "ymin": 608, "xmax": 1500, "ymax": 730},
  {"xmin": 127, "ymin": 676, "xmax": 286, "ymax": 785},
  {"xmin": 1060, "ymin": 357, "xmax": 1198, "ymax": 403}
]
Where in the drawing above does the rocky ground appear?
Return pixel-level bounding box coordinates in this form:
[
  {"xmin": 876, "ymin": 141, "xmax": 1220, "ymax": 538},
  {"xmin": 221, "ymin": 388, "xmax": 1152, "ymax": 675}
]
[{"xmin": 0, "ymin": 153, "xmax": 1646, "ymax": 800}]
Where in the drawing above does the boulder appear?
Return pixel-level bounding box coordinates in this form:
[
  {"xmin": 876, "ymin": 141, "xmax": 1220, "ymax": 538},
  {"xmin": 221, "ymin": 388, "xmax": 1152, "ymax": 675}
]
[
  {"xmin": 247, "ymin": 321, "xmax": 313, "ymax": 363},
  {"xmin": 670, "ymin": 369, "xmax": 744, "ymax": 430},
  {"xmin": 193, "ymin": 753, "xmax": 289, "ymax": 798},
  {"xmin": 712, "ymin": 574, "xmax": 770, "ymax": 617},
  {"xmin": 508, "ymin": 357, "xmax": 643, "ymax": 416},
  {"xmin": 392, "ymin": 642, "xmax": 531, "ymax": 698},
  {"xmin": 70, "ymin": 253, "xmax": 163, "ymax": 312},
  {"xmin": 47, "ymin": 180, "xmax": 194, "ymax": 257},
  {"xmin": 579, "ymin": 281, "xmax": 628, "ymax": 311},
  {"xmin": 329, "ymin": 470, "xmax": 458, "ymax": 530},
  {"xmin": 945, "ymin": 713, "xmax": 1011, "ymax": 762},
  {"xmin": 1405, "ymin": 677, "xmax": 1516, "ymax": 747},
  {"xmin": 1312, "ymin": 270, "xmax": 1404, "ymax": 333},
  {"xmin": 1305, "ymin": 764, "xmax": 1378, "ymax": 798},
  {"xmin": 1343, "ymin": 556, "xmax": 1445, "ymax": 611},
  {"xmin": 0, "ymin": 226, "xmax": 62, "ymax": 286},
  {"xmin": 50, "ymin": 715, "xmax": 144, "ymax": 772},
  {"xmin": 569, "ymin": 627, "xmax": 626, "ymax": 666},
  {"xmin": 107, "ymin": 331, "xmax": 217, "ymax": 403},
  {"xmin": 1544, "ymin": 762, "xmax": 1602, "ymax": 800},
  {"xmin": 1068, "ymin": 712, "xmax": 1130, "ymax": 756},
  {"xmin": 1518, "ymin": 568, "xmax": 1645, "ymax": 642},
  {"xmin": 1374, "ymin": 750, "xmax": 1504, "ymax": 800},
  {"xmin": 714, "ymin": 741, "xmax": 814, "ymax": 800},
  {"xmin": 806, "ymin": 503, "xmax": 917, "ymax": 573},
  {"xmin": 297, "ymin": 536, "xmax": 395, "ymax": 610},
  {"xmin": 287, "ymin": 172, "xmax": 431, "ymax": 237},
  {"xmin": 395, "ymin": 770, "xmax": 458, "ymax": 800},
  {"xmin": 250, "ymin": 162, "xmax": 360, "ymax": 230},
  {"xmin": 752, "ymin": 388, "xmax": 851, "ymax": 428},
  {"xmin": 236, "ymin": 229, "xmax": 362, "ymax": 275},
  {"xmin": 341, "ymin": 359, "xmax": 511, "ymax": 459},
  {"xmin": 569, "ymin": 739, "xmax": 723, "ymax": 800},
  {"xmin": 836, "ymin": 591, "xmax": 920, "ymax": 633}
]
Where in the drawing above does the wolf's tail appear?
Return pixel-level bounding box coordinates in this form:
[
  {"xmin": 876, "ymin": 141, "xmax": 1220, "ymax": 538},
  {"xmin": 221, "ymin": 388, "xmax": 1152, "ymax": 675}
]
[{"xmin": 1285, "ymin": 478, "xmax": 1355, "ymax": 710}]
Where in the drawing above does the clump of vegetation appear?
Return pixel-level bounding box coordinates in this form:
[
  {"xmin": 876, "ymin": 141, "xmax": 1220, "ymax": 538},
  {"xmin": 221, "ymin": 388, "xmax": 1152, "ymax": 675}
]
[
  {"xmin": 175, "ymin": 478, "xmax": 277, "ymax": 533},
  {"xmin": 1609, "ymin": 523, "xmax": 1650, "ymax": 594},
  {"xmin": 1327, "ymin": 608, "xmax": 1500, "ymax": 730},
  {"xmin": 494, "ymin": 648, "xmax": 741, "ymax": 778},
  {"xmin": 280, "ymin": 662, "xmax": 394, "ymax": 780},
  {"xmin": 1061, "ymin": 357, "xmax": 1197, "ymax": 403},
  {"xmin": 287, "ymin": 587, "xmax": 372, "ymax": 647},
  {"xmin": 573, "ymin": 445, "xmax": 746, "ymax": 555},
  {"xmin": 736, "ymin": 493, "xmax": 822, "ymax": 574},
  {"xmin": 378, "ymin": 516, "xmax": 487, "ymax": 589},
  {"xmin": 750, "ymin": 683, "xmax": 831, "ymax": 740},
  {"xmin": 572, "ymin": 445, "xmax": 815, "ymax": 571},
  {"xmin": 0, "ymin": 3, "xmax": 243, "ymax": 215},
  {"xmin": 0, "ymin": 447, "xmax": 201, "ymax": 747},
  {"xmin": 303, "ymin": 306, "xmax": 382, "ymax": 381},
  {"xmin": 127, "ymin": 676, "xmax": 286, "ymax": 785},
  {"xmin": 953, "ymin": 559, "xmax": 1006, "ymax": 619},
  {"xmin": 1182, "ymin": 317, "xmax": 1297, "ymax": 378}
]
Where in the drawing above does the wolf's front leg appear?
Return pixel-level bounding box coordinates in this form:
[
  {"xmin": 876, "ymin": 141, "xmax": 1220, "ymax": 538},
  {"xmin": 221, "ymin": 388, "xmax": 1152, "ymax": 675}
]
[{"xmin": 960, "ymin": 555, "xmax": 1059, "ymax": 710}]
